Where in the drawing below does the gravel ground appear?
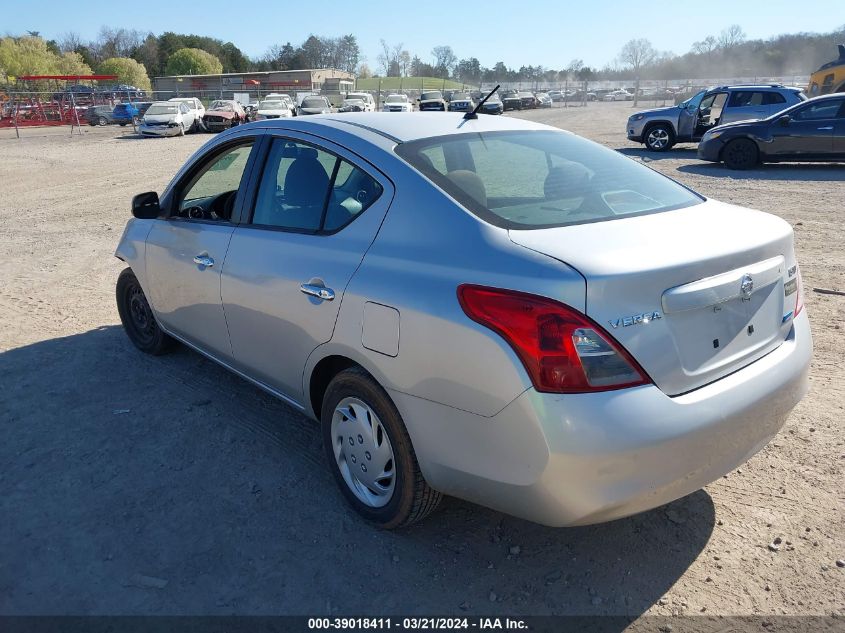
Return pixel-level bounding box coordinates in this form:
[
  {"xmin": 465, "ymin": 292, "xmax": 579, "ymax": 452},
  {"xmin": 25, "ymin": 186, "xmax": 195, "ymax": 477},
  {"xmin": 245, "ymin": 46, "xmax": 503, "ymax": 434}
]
[{"xmin": 0, "ymin": 104, "xmax": 843, "ymax": 619}]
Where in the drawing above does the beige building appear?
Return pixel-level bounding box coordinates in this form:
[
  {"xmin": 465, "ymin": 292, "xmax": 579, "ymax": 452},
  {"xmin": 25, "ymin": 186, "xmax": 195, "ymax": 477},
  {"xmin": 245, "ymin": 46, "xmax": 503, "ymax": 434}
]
[{"xmin": 152, "ymin": 68, "xmax": 355, "ymax": 99}]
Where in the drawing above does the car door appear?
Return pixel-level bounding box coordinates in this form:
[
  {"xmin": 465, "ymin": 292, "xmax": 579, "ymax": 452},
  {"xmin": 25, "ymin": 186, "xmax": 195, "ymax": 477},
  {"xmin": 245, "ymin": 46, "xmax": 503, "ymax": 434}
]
[
  {"xmin": 833, "ymin": 100, "xmax": 845, "ymax": 157},
  {"xmin": 694, "ymin": 91, "xmax": 728, "ymax": 138},
  {"xmin": 722, "ymin": 90, "xmax": 767, "ymax": 123},
  {"xmin": 768, "ymin": 98, "xmax": 844, "ymax": 158},
  {"xmin": 221, "ymin": 134, "xmax": 393, "ymax": 404},
  {"xmin": 145, "ymin": 136, "xmax": 261, "ymax": 360}
]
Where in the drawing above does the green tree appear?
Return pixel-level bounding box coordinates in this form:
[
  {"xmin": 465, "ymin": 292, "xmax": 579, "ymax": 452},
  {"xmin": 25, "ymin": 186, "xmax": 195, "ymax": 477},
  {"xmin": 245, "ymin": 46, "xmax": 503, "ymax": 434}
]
[
  {"xmin": 164, "ymin": 47, "xmax": 222, "ymax": 75},
  {"xmin": 55, "ymin": 51, "xmax": 93, "ymax": 76},
  {"xmin": 0, "ymin": 36, "xmax": 57, "ymax": 79},
  {"xmin": 99, "ymin": 57, "xmax": 151, "ymax": 89}
]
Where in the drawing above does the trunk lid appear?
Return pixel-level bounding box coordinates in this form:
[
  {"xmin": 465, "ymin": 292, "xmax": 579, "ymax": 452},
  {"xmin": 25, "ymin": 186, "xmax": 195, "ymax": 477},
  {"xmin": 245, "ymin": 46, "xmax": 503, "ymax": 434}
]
[{"xmin": 509, "ymin": 200, "xmax": 799, "ymax": 395}]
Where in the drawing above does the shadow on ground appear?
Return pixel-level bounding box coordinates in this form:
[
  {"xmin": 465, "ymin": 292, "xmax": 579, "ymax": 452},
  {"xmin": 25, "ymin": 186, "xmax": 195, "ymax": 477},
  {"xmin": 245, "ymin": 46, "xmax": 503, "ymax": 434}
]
[
  {"xmin": 616, "ymin": 147, "xmax": 699, "ymax": 162},
  {"xmin": 0, "ymin": 327, "xmax": 715, "ymax": 620},
  {"xmin": 677, "ymin": 162, "xmax": 845, "ymax": 181}
]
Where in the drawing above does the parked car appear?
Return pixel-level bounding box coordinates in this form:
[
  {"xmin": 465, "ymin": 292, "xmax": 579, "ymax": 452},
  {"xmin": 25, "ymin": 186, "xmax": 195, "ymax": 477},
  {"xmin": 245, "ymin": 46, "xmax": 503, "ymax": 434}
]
[
  {"xmin": 255, "ymin": 98, "xmax": 293, "ymax": 120},
  {"xmin": 447, "ymin": 93, "xmax": 474, "ymax": 113},
  {"xmin": 116, "ymin": 112, "xmax": 811, "ymax": 529},
  {"xmin": 102, "ymin": 84, "xmax": 147, "ymax": 99},
  {"xmin": 86, "ymin": 105, "xmax": 116, "ymax": 126},
  {"xmin": 297, "ymin": 95, "xmax": 332, "ymax": 116},
  {"xmin": 535, "ymin": 92, "xmax": 553, "ymax": 108},
  {"xmin": 139, "ymin": 101, "xmax": 196, "ymax": 136},
  {"xmin": 382, "ymin": 94, "xmax": 413, "ymax": 113},
  {"xmin": 548, "ymin": 90, "xmax": 564, "ymax": 102},
  {"xmin": 698, "ymin": 93, "xmax": 845, "ymax": 169},
  {"xmin": 501, "ymin": 91, "xmax": 522, "ymax": 111},
  {"xmin": 628, "ymin": 84, "xmax": 807, "ymax": 151},
  {"xmin": 479, "ymin": 93, "xmax": 503, "ymax": 115},
  {"xmin": 168, "ymin": 98, "xmax": 205, "ymax": 131},
  {"xmin": 266, "ymin": 93, "xmax": 297, "ymax": 116},
  {"xmin": 339, "ymin": 99, "xmax": 367, "ymax": 113},
  {"xmin": 112, "ymin": 102, "xmax": 151, "ymax": 126},
  {"xmin": 605, "ymin": 89, "xmax": 634, "ymax": 101},
  {"xmin": 518, "ymin": 91, "xmax": 538, "ymax": 109},
  {"xmin": 418, "ymin": 91, "xmax": 447, "ymax": 112},
  {"xmin": 345, "ymin": 92, "xmax": 376, "ymax": 112},
  {"xmin": 203, "ymin": 100, "xmax": 247, "ymax": 131}
]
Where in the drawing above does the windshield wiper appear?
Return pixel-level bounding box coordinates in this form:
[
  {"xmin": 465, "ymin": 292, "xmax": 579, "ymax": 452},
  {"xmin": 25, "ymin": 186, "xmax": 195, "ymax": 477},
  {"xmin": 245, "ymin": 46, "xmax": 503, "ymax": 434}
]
[{"xmin": 464, "ymin": 85, "xmax": 500, "ymax": 120}]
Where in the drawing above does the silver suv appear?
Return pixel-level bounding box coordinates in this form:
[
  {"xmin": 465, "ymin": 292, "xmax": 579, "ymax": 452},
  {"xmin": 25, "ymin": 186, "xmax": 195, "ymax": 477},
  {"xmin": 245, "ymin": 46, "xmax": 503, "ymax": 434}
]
[{"xmin": 627, "ymin": 85, "xmax": 806, "ymax": 151}]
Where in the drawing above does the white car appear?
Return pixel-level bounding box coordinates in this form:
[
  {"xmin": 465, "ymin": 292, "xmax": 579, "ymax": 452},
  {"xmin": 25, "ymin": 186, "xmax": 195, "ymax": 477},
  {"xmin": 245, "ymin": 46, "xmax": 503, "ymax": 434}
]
[
  {"xmin": 382, "ymin": 94, "xmax": 413, "ymax": 112},
  {"xmin": 604, "ymin": 89, "xmax": 634, "ymax": 102},
  {"xmin": 265, "ymin": 93, "xmax": 296, "ymax": 116},
  {"xmin": 254, "ymin": 98, "xmax": 293, "ymax": 120},
  {"xmin": 168, "ymin": 97, "xmax": 205, "ymax": 130},
  {"xmin": 138, "ymin": 101, "xmax": 196, "ymax": 137},
  {"xmin": 345, "ymin": 92, "xmax": 376, "ymax": 112}
]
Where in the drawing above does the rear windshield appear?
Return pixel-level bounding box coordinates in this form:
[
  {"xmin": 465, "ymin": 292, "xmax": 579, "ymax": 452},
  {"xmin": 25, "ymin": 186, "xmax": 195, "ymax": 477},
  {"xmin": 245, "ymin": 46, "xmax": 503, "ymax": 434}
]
[
  {"xmin": 395, "ymin": 130, "xmax": 702, "ymax": 229},
  {"xmin": 302, "ymin": 97, "xmax": 326, "ymax": 108},
  {"xmin": 421, "ymin": 92, "xmax": 442, "ymax": 100}
]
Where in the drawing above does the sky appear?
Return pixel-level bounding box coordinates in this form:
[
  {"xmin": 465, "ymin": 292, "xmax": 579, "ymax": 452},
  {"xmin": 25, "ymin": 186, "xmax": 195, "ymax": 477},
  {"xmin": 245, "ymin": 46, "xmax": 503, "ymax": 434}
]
[{"xmin": 6, "ymin": 0, "xmax": 843, "ymax": 70}]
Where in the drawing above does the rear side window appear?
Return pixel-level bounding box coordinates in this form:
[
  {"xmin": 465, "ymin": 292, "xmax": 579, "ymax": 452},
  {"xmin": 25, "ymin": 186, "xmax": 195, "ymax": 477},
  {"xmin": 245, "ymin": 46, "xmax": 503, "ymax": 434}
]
[
  {"xmin": 728, "ymin": 91, "xmax": 765, "ymax": 107},
  {"xmin": 251, "ymin": 139, "xmax": 382, "ymax": 233},
  {"xmin": 396, "ymin": 131, "xmax": 702, "ymax": 229},
  {"xmin": 763, "ymin": 92, "xmax": 786, "ymax": 105}
]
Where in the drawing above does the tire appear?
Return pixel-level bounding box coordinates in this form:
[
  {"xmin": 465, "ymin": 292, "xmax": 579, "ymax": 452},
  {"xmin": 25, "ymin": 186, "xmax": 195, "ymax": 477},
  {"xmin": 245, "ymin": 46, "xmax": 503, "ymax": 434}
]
[
  {"xmin": 722, "ymin": 138, "xmax": 759, "ymax": 170},
  {"xmin": 644, "ymin": 124, "xmax": 675, "ymax": 151},
  {"xmin": 115, "ymin": 268, "xmax": 174, "ymax": 355},
  {"xmin": 97, "ymin": 116, "xmax": 107, "ymax": 126},
  {"xmin": 321, "ymin": 367, "xmax": 442, "ymax": 528}
]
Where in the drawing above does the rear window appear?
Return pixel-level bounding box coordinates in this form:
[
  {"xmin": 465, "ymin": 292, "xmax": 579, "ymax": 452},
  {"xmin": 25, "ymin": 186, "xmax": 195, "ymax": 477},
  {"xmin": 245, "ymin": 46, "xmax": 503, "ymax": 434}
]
[
  {"xmin": 421, "ymin": 92, "xmax": 442, "ymax": 100},
  {"xmin": 302, "ymin": 97, "xmax": 326, "ymax": 108},
  {"xmin": 395, "ymin": 131, "xmax": 702, "ymax": 229}
]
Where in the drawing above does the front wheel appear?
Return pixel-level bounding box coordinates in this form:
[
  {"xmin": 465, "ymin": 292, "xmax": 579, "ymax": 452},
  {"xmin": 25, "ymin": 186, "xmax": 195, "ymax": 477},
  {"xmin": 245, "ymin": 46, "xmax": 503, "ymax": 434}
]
[
  {"xmin": 116, "ymin": 268, "xmax": 174, "ymax": 355},
  {"xmin": 97, "ymin": 116, "xmax": 107, "ymax": 126},
  {"xmin": 644, "ymin": 124, "xmax": 675, "ymax": 151},
  {"xmin": 322, "ymin": 367, "xmax": 442, "ymax": 528},
  {"xmin": 722, "ymin": 138, "xmax": 759, "ymax": 170}
]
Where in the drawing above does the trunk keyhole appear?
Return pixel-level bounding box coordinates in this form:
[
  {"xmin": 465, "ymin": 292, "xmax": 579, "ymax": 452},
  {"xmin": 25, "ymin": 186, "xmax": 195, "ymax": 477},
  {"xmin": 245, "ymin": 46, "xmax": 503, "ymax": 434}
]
[{"xmin": 713, "ymin": 339, "xmax": 720, "ymax": 348}]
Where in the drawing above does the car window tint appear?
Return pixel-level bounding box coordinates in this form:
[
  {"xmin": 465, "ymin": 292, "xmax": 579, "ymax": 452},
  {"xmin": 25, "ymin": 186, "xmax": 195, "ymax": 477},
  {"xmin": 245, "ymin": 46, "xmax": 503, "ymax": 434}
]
[
  {"xmin": 396, "ymin": 130, "xmax": 701, "ymax": 229},
  {"xmin": 323, "ymin": 159, "xmax": 383, "ymax": 232},
  {"xmin": 178, "ymin": 142, "xmax": 254, "ymax": 216},
  {"xmin": 728, "ymin": 91, "xmax": 765, "ymax": 107},
  {"xmin": 792, "ymin": 100, "xmax": 844, "ymax": 121},
  {"xmin": 764, "ymin": 92, "xmax": 786, "ymax": 105},
  {"xmin": 252, "ymin": 140, "xmax": 336, "ymax": 231}
]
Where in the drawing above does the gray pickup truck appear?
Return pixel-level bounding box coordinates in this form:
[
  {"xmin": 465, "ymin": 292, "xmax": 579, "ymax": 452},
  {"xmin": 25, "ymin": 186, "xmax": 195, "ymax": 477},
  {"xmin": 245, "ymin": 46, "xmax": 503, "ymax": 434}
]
[{"xmin": 627, "ymin": 84, "xmax": 806, "ymax": 151}]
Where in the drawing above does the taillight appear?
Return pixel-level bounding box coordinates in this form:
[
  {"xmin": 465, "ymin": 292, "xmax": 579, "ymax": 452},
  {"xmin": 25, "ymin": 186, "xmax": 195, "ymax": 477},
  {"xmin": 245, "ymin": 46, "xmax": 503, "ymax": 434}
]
[
  {"xmin": 457, "ymin": 285, "xmax": 651, "ymax": 393},
  {"xmin": 794, "ymin": 266, "xmax": 805, "ymax": 317}
]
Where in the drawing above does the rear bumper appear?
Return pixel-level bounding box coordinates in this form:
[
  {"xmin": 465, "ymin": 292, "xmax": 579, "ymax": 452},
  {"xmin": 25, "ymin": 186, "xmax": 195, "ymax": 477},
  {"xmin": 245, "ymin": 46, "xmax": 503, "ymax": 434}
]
[{"xmin": 392, "ymin": 311, "xmax": 811, "ymax": 526}]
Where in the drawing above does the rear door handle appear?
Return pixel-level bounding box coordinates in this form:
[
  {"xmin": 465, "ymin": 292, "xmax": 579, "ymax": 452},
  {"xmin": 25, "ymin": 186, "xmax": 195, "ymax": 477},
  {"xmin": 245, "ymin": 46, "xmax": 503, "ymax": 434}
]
[
  {"xmin": 193, "ymin": 254, "xmax": 214, "ymax": 267},
  {"xmin": 300, "ymin": 284, "xmax": 335, "ymax": 301},
  {"xmin": 817, "ymin": 126, "xmax": 834, "ymax": 130}
]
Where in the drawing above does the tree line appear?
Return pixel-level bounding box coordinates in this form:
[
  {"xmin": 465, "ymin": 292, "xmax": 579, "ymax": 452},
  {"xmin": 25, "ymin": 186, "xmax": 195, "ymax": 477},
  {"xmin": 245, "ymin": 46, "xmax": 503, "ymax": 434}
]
[{"xmin": 2, "ymin": 23, "xmax": 843, "ymax": 93}]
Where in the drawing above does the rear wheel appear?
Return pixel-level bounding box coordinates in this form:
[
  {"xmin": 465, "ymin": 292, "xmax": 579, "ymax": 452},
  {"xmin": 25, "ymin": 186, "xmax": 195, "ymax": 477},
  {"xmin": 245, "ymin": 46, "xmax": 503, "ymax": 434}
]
[
  {"xmin": 321, "ymin": 367, "xmax": 442, "ymax": 528},
  {"xmin": 116, "ymin": 268, "xmax": 174, "ymax": 355},
  {"xmin": 644, "ymin": 124, "xmax": 674, "ymax": 151},
  {"xmin": 722, "ymin": 138, "xmax": 759, "ymax": 170},
  {"xmin": 97, "ymin": 116, "xmax": 107, "ymax": 126}
]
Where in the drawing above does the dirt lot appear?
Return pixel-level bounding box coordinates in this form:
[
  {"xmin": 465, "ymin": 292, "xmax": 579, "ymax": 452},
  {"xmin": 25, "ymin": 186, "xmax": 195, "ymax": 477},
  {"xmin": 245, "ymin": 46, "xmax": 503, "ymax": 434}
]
[{"xmin": 1, "ymin": 103, "xmax": 843, "ymax": 620}]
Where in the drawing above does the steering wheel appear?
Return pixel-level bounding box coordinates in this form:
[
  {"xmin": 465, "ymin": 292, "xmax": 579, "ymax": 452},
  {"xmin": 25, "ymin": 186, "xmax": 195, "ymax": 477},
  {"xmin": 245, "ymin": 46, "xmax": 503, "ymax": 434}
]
[{"xmin": 184, "ymin": 206, "xmax": 207, "ymax": 220}]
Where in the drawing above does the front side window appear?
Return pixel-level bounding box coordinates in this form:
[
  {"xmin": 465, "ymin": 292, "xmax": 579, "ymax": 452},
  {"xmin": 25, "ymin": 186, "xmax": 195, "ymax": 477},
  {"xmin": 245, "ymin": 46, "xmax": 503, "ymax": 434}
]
[
  {"xmin": 177, "ymin": 142, "xmax": 254, "ymax": 221},
  {"xmin": 252, "ymin": 139, "xmax": 383, "ymax": 232},
  {"xmin": 791, "ymin": 99, "xmax": 844, "ymax": 121},
  {"xmin": 396, "ymin": 131, "xmax": 702, "ymax": 229}
]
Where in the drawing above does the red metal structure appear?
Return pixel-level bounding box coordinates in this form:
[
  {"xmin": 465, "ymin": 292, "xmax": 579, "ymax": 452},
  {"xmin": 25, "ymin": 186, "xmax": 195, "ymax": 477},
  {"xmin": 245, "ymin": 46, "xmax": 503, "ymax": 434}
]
[{"xmin": 1, "ymin": 75, "xmax": 118, "ymax": 129}]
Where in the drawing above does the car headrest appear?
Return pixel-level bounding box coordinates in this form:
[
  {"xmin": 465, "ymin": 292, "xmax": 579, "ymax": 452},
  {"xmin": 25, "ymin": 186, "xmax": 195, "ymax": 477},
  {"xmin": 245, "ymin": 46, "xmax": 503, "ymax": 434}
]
[
  {"xmin": 447, "ymin": 170, "xmax": 487, "ymax": 208},
  {"xmin": 544, "ymin": 162, "xmax": 591, "ymax": 200},
  {"xmin": 284, "ymin": 157, "xmax": 329, "ymax": 206}
]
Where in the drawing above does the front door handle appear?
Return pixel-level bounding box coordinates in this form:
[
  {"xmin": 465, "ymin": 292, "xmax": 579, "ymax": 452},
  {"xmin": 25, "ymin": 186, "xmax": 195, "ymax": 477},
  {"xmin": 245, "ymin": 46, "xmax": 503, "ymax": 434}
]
[
  {"xmin": 817, "ymin": 126, "xmax": 834, "ymax": 131},
  {"xmin": 300, "ymin": 283, "xmax": 335, "ymax": 301},
  {"xmin": 193, "ymin": 254, "xmax": 214, "ymax": 267}
]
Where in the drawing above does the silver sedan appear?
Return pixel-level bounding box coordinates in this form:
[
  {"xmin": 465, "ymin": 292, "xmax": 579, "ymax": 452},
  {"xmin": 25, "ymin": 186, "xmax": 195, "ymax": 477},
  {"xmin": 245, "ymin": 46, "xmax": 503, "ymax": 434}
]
[{"xmin": 115, "ymin": 112, "xmax": 812, "ymax": 528}]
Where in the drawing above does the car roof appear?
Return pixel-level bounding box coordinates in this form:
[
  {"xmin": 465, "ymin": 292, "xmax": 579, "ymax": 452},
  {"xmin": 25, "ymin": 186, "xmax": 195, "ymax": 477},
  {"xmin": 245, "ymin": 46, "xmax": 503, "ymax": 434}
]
[{"xmin": 256, "ymin": 112, "xmax": 552, "ymax": 143}]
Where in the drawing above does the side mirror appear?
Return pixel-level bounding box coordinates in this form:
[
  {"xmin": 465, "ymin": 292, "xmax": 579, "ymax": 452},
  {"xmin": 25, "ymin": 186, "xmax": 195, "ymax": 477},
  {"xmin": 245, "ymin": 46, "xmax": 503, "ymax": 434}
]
[
  {"xmin": 778, "ymin": 115, "xmax": 791, "ymax": 127},
  {"xmin": 131, "ymin": 191, "xmax": 161, "ymax": 219}
]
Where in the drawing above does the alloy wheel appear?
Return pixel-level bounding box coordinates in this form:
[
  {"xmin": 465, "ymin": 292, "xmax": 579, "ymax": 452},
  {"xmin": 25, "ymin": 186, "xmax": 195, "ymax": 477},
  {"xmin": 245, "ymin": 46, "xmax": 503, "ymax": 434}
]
[{"xmin": 646, "ymin": 127, "xmax": 670, "ymax": 150}]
